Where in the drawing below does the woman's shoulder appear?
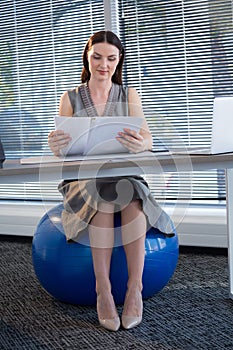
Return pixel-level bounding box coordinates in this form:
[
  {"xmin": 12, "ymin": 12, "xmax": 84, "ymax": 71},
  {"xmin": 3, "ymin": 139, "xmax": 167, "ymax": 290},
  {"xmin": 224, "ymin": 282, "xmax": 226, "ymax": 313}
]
[
  {"xmin": 114, "ymin": 84, "xmax": 140, "ymax": 104},
  {"xmin": 118, "ymin": 84, "xmax": 138, "ymax": 95},
  {"xmin": 126, "ymin": 86, "xmax": 141, "ymax": 103},
  {"xmin": 117, "ymin": 84, "xmax": 134, "ymax": 93},
  {"xmin": 66, "ymin": 84, "xmax": 85, "ymax": 107},
  {"xmin": 127, "ymin": 85, "xmax": 138, "ymax": 93},
  {"xmin": 67, "ymin": 84, "xmax": 84, "ymax": 96},
  {"xmin": 59, "ymin": 85, "xmax": 81, "ymax": 112}
]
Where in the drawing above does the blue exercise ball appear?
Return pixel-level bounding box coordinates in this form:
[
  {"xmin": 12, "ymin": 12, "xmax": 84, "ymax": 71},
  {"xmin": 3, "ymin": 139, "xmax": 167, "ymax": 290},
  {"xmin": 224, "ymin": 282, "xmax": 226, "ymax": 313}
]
[{"xmin": 32, "ymin": 204, "xmax": 179, "ymax": 306}]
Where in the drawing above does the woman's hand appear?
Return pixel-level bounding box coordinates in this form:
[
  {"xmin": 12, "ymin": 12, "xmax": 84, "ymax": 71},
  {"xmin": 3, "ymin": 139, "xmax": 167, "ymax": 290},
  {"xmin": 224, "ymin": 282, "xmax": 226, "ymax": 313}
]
[
  {"xmin": 116, "ymin": 128, "xmax": 149, "ymax": 153},
  {"xmin": 48, "ymin": 130, "xmax": 71, "ymax": 156}
]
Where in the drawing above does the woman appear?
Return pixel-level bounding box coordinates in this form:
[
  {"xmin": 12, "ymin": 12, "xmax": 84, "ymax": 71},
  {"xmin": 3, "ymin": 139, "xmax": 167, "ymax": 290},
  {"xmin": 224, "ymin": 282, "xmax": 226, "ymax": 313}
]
[{"xmin": 48, "ymin": 30, "xmax": 174, "ymax": 331}]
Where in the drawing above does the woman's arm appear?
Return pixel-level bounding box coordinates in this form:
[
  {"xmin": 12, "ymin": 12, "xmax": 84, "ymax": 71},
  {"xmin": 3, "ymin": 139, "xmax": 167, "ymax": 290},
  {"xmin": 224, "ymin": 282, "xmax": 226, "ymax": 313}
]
[
  {"xmin": 48, "ymin": 92, "xmax": 72, "ymax": 156},
  {"xmin": 59, "ymin": 91, "xmax": 73, "ymax": 117},
  {"xmin": 116, "ymin": 87, "xmax": 153, "ymax": 153}
]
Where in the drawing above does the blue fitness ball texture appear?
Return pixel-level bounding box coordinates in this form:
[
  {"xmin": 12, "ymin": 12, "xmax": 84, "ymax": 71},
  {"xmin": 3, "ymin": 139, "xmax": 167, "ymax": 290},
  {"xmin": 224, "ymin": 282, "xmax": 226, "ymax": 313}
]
[{"xmin": 32, "ymin": 204, "xmax": 179, "ymax": 306}]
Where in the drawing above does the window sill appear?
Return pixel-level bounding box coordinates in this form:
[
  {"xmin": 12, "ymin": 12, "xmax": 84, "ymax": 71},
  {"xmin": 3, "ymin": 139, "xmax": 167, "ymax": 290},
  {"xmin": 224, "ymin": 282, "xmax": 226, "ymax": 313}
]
[{"xmin": 0, "ymin": 200, "xmax": 228, "ymax": 248}]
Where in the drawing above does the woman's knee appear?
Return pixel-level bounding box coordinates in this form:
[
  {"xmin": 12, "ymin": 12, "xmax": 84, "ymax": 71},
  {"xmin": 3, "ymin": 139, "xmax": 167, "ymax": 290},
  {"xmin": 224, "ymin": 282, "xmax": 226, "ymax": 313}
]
[
  {"xmin": 121, "ymin": 200, "xmax": 145, "ymax": 226},
  {"xmin": 89, "ymin": 202, "xmax": 115, "ymax": 229},
  {"xmin": 121, "ymin": 200, "xmax": 142, "ymax": 215},
  {"xmin": 98, "ymin": 201, "xmax": 115, "ymax": 214}
]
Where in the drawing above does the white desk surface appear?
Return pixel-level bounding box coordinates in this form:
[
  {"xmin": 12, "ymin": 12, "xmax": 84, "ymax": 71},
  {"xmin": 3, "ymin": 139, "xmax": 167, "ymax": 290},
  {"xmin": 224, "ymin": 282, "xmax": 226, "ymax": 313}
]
[{"xmin": 1, "ymin": 152, "xmax": 233, "ymax": 183}]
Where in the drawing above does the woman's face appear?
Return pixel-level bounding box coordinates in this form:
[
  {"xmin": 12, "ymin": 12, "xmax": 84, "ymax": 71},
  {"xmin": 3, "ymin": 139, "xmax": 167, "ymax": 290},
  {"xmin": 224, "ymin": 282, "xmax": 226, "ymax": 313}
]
[{"xmin": 87, "ymin": 42, "xmax": 120, "ymax": 82}]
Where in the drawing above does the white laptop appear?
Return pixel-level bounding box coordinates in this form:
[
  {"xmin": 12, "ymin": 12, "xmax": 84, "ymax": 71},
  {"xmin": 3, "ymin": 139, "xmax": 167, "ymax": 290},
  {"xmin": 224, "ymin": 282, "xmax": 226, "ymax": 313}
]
[{"xmin": 172, "ymin": 96, "xmax": 233, "ymax": 155}]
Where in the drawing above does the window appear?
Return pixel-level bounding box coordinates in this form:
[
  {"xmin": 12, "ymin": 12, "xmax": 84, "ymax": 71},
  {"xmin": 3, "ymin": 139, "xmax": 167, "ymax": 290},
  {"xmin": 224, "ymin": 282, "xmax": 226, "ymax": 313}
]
[
  {"xmin": 0, "ymin": 0, "xmax": 232, "ymax": 202},
  {"xmin": 0, "ymin": 0, "xmax": 104, "ymax": 200},
  {"xmin": 119, "ymin": 0, "xmax": 233, "ymax": 200}
]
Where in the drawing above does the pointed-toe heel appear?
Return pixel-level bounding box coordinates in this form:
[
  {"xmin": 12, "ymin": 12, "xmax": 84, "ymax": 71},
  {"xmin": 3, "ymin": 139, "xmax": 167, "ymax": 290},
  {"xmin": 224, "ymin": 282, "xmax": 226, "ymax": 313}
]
[
  {"xmin": 122, "ymin": 315, "xmax": 142, "ymax": 330},
  {"xmin": 122, "ymin": 290, "xmax": 143, "ymax": 330},
  {"xmin": 99, "ymin": 316, "xmax": 121, "ymax": 331}
]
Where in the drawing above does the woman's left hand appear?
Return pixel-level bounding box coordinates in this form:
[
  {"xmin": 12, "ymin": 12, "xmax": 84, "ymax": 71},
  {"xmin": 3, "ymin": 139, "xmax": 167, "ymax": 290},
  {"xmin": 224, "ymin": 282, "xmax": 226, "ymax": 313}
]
[{"xmin": 116, "ymin": 128, "xmax": 148, "ymax": 153}]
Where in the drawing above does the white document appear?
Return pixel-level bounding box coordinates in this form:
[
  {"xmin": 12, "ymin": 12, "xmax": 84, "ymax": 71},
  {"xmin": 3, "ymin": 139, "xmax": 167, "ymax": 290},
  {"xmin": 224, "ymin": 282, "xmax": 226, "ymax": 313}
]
[
  {"xmin": 54, "ymin": 116, "xmax": 143, "ymax": 156},
  {"xmin": 55, "ymin": 117, "xmax": 91, "ymax": 156}
]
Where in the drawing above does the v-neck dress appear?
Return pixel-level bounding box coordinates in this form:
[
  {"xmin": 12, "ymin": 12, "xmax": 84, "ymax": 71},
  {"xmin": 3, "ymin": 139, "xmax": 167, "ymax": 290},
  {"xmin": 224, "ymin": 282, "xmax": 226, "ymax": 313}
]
[{"xmin": 58, "ymin": 83, "xmax": 175, "ymax": 242}]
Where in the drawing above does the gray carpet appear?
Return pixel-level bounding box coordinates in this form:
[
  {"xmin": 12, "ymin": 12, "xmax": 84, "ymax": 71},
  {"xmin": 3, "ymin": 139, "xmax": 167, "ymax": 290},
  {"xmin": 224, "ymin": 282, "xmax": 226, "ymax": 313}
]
[{"xmin": 0, "ymin": 236, "xmax": 233, "ymax": 350}]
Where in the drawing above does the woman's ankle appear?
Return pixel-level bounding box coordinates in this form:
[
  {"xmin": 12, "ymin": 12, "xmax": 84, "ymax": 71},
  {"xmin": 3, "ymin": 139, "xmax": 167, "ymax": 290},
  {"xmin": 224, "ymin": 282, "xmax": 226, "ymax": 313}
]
[
  {"xmin": 95, "ymin": 277, "xmax": 112, "ymax": 295},
  {"xmin": 96, "ymin": 292, "xmax": 118, "ymax": 320},
  {"xmin": 126, "ymin": 280, "xmax": 143, "ymax": 294}
]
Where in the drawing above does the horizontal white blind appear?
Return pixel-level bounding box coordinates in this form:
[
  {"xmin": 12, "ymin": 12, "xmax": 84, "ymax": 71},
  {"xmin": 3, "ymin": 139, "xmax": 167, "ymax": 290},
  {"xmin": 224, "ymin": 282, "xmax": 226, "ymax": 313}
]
[
  {"xmin": 0, "ymin": 0, "xmax": 232, "ymax": 201},
  {"xmin": 119, "ymin": 0, "xmax": 233, "ymax": 199},
  {"xmin": 0, "ymin": 0, "xmax": 104, "ymax": 200}
]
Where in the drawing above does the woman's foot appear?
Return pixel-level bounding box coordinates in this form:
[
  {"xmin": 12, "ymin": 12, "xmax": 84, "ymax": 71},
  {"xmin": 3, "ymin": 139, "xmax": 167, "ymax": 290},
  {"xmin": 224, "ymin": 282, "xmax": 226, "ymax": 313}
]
[
  {"xmin": 97, "ymin": 292, "xmax": 120, "ymax": 331},
  {"xmin": 122, "ymin": 288, "xmax": 143, "ymax": 330}
]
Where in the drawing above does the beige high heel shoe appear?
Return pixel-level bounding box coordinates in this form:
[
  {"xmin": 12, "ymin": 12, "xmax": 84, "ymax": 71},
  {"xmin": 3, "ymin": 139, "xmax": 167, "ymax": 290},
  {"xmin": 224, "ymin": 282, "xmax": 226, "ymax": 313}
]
[
  {"xmin": 122, "ymin": 291, "xmax": 143, "ymax": 330},
  {"xmin": 97, "ymin": 295, "xmax": 120, "ymax": 331},
  {"xmin": 121, "ymin": 314, "xmax": 142, "ymax": 330},
  {"xmin": 98, "ymin": 316, "xmax": 121, "ymax": 332}
]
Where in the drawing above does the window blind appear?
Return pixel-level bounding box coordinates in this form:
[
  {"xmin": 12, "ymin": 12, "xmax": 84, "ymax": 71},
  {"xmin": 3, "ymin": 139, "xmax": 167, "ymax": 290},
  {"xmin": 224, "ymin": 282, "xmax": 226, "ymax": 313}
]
[
  {"xmin": 119, "ymin": 0, "xmax": 233, "ymax": 200},
  {"xmin": 0, "ymin": 0, "xmax": 232, "ymax": 202},
  {"xmin": 0, "ymin": 0, "xmax": 105, "ymax": 200}
]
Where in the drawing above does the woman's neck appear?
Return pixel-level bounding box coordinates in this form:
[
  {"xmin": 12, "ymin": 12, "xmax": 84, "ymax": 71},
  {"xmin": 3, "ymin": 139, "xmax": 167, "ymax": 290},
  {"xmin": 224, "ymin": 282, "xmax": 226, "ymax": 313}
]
[
  {"xmin": 87, "ymin": 79, "xmax": 112, "ymax": 98},
  {"xmin": 87, "ymin": 79, "xmax": 113, "ymax": 116}
]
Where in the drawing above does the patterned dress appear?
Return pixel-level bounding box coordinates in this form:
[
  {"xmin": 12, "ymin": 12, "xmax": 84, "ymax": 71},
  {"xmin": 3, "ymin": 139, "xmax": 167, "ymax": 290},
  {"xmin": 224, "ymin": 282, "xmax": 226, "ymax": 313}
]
[{"xmin": 58, "ymin": 83, "xmax": 175, "ymax": 242}]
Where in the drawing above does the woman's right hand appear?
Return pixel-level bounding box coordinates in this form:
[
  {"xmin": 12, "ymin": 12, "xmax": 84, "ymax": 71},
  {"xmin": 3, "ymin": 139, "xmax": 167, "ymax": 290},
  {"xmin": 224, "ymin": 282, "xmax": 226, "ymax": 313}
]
[{"xmin": 48, "ymin": 130, "xmax": 71, "ymax": 156}]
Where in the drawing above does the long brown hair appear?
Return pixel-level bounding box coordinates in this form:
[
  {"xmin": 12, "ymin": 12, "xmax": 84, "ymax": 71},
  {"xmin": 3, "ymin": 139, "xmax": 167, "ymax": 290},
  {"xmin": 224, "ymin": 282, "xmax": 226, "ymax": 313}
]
[{"xmin": 81, "ymin": 30, "xmax": 125, "ymax": 84}]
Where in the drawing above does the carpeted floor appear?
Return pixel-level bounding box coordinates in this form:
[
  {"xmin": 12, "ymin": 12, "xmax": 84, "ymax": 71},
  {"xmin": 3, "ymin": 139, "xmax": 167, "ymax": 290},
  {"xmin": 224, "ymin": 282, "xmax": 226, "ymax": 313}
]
[{"xmin": 0, "ymin": 236, "xmax": 233, "ymax": 350}]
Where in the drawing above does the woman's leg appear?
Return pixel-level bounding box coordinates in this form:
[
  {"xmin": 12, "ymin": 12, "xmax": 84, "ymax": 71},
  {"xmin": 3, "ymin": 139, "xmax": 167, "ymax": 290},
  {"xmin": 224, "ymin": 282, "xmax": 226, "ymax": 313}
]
[
  {"xmin": 121, "ymin": 200, "xmax": 147, "ymax": 329},
  {"xmin": 89, "ymin": 202, "xmax": 120, "ymax": 331}
]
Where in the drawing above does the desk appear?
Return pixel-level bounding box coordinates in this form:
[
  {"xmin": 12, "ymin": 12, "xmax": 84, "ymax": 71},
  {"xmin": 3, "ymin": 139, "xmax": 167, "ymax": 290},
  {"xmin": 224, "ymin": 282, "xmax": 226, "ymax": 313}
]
[{"xmin": 1, "ymin": 152, "xmax": 233, "ymax": 299}]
